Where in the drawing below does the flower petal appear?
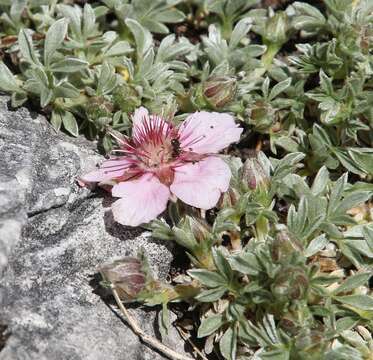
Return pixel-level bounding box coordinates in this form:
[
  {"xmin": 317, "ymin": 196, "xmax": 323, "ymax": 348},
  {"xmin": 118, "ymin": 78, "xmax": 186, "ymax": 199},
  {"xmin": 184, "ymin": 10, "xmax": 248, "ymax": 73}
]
[
  {"xmin": 80, "ymin": 158, "xmax": 132, "ymax": 183},
  {"xmin": 132, "ymin": 107, "xmax": 174, "ymax": 145},
  {"xmin": 170, "ymin": 157, "xmax": 231, "ymax": 210},
  {"xmin": 111, "ymin": 174, "xmax": 170, "ymax": 226},
  {"xmin": 178, "ymin": 112, "xmax": 243, "ymax": 154},
  {"xmin": 132, "ymin": 107, "xmax": 149, "ymax": 128}
]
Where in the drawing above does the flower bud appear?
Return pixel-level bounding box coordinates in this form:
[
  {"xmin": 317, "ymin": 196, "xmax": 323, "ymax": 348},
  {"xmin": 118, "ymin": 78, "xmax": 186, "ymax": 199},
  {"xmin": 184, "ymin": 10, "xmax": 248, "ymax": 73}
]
[
  {"xmin": 85, "ymin": 96, "xmax": 113, "ymax": 129},
  {"xmin": 273, "ymin": 266, "xmax": 308, "ymax": 300},
  {"xmin": 203, "ymin": 76, "xmax": 237, "ymax": 108},
  {"xmin": 248, "ymin": 101, "xmax": 275, "ymax": 133},
  {"xmin": 271, "ymin": 228, "xmax": 303, "ymax": 262},
  {"xmin": 112, "ymin": 84, "xmax": 141, "ymax": 113},
  {"xmin": 242, "ymin": 151, "xmax": 270, "ymax": 190},
  {"xmin": 176, "ymin": 216, "xmax": 211, "ymax": 247},
  {"xmin": 295, "ymin": 329, "xmax": 325, "ymax": 354},
  {"xmin": 173, "ymin": 216, "xmax": 214, "ymax": 269},
  {"xmin": 99, "ymin": 257, "xmax": 147, "ymax": 301},
  {"xmin": 264, "ymin": 12, "xmax": 290, "ymax": 46},
  {"xmin": 189, "ymin": 216, "xmax": 211, "ymax": 243},
  {"xmin": 279, "ymin": 312, "xmax": 298, "ymax": 335}
]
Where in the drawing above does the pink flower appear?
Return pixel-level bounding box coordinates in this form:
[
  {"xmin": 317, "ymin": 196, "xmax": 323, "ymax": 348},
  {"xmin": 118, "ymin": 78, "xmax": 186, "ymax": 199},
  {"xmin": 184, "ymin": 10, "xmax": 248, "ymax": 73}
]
[{"xmin": 81, "ymin": 108, "xmax": 243, "ymax": 226}]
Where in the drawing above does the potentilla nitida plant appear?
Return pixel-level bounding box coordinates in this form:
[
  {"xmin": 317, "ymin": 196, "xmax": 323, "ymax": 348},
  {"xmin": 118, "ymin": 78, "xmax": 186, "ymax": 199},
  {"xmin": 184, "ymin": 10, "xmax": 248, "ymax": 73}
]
[{"xmin": 81, "ymin": 108, "xmax": 243, "ymax": 226}]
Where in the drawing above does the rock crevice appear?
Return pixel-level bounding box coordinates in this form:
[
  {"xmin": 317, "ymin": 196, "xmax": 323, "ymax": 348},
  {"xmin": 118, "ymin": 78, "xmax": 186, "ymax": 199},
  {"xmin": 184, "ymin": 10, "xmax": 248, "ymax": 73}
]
[{"xmin": 0, "ymin": 97, "xmax": 184, "ymax": 360}]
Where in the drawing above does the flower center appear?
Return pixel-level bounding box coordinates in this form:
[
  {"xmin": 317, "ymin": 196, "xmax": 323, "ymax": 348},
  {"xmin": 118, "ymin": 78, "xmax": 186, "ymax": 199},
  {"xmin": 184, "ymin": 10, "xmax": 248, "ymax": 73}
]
[
  {"xmin": 119, "ymin": 116, "xmax": 182, "ymax": 186},
  {"xmin": 140, "ymin": 139, "xmax": 175, "ymax": 169}
]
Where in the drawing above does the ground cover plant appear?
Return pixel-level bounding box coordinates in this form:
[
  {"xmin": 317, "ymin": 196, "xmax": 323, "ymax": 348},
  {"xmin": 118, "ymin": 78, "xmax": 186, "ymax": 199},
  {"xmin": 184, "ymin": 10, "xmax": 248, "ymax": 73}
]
[{"xmin": 1, "ymin": 0, "xmax": 373, "ymax": 359}]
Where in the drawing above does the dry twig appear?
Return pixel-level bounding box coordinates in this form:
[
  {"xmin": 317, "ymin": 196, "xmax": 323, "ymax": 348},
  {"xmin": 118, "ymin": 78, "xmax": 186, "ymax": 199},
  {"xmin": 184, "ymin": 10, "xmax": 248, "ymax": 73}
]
[{"xmin": 110, "ymin": 285, "xmax": 195, "ymax": 360}]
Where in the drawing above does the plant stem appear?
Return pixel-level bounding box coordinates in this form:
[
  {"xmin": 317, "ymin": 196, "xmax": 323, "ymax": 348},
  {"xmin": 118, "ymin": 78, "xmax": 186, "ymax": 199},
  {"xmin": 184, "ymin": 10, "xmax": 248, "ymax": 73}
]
[
  {"xmin": 262, "ymin": 42, "xmax": 281, "ymax": 70},
  {"xmin": 256, "ymin": 216, "xmax": 269, "ymax": 242},
  {"xmin": 221, "ymin": 17, "xmax": 233, "ymax": 40},
  {"xmin": 110, "ymin": 285, "xmax": 195, "ymax": 360},
  {"xmin": 176, "ymin": 325, "xmax": 209, "ymax": 360},
  {"xmin": 250, "ymin": 42, "xmax": 282, "ymax": 80}
]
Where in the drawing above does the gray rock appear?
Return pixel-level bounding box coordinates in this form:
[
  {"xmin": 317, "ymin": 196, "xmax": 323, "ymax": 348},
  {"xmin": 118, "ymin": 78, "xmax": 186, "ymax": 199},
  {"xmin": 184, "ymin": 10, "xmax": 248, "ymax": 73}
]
[{"xmin": 0, "ymin": 97, "xmax": 188, "ymax": 360}]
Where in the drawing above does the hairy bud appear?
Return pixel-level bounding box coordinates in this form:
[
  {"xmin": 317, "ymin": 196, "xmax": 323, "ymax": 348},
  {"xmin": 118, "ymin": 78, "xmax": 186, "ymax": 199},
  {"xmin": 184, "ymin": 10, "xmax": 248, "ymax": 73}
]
[
  {"xmin": 264, "ymin": 12, "xmax": 290, "ymax": 46},
  {"xmin": 99, "ymin": 257, "xmax": 147, "ymax": 301},
  {"xmin": 242, "ymin": 151, "xmax": 270, "ymax": 190},
  {"xmin": 112, "ymin": 84, "xmax": 141, "ymax": 113},
  {"xmin": 203, "ymin": 76, "xmax": 237, "ymax": 108}
]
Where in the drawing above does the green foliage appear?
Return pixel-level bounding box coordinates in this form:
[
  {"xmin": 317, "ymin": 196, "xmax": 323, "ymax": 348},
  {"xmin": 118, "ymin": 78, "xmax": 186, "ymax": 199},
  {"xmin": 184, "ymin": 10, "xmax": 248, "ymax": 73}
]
[
  {"xmin": 1, "ymin": 1, "xmax": 373, "ymax": 359},
  {"xmin": 148, "ymin": 154, "xmax": 373, "ymax": 359}
]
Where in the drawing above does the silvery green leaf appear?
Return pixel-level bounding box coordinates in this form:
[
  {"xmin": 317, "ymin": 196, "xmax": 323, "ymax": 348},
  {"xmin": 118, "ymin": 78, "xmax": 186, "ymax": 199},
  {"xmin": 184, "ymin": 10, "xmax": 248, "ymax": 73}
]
[
  {"xmin": 268, "ymin": 78, "xmax": 291, "ymax": 100},
  {"xmin": 62, "ymin": 111, "xmax": 79, "ymax": 136},
  {"xmin": 291, "ymin": 2, "xmax": 326, "ymax": 31},
  {"xmin": 0, "ymin": 62, "xmax": 22, "ymax": 92},
  {"xmin": 40, "ymin": 88, "xmax": 53, "ymax": 107},
  {"xmin": 50, "ymin": 110, "xmax": 62, "ymax": 131},
  {"xmin": 194, "ymin": 287, "xmax": 226, "ymax": 302},
  {"xmin": 10, "ymin": 0, "xmax": 26, "ymax": 23},
  {"xmin": 274, "ymin": 136, "xmax": 300, "ymax": 153},
  {"xmin": 82, "ymin": 4, "xmax": 96, "ymax": 38},
  {"xmin": 202, "ymin": 24, "xmax": 229, "ymax": 66},
  {"xmin": 158, "ymin": 303, "xmax": 169, "ymax": 339},
  {"xmin": 319, "ymin": 70, "xmax": 334, "ymax": 95},
  {"xmin": 188, "ymin": 269, "xmax": 226, "ymax": 287},
  {"xmin": 327, "ymin": 173, "xmax": 347, "ymax": 214},
  {"xmin": 23, "ymin": 79, "xmax": 42, "ymax": 94},
  {"xmin": 336, "ymin": 295, "xmax": 373, "ymax": 310},
  {"xmin": 18, "ymin": 29, "xmax": 40, "ymax": 65},
  {"xmin": 219, "ymin": 326, "xmax": 237, "ymax": 360},
  {"xmin": 348, "ymin": 148, "xmax": 373, "ymax": 175},
  {"xmin": 245, "ymin": 44, "xmax": 267, "ymax": 57},
  {"xmin": 198, "ymin": 314, "xmax": 225, "ymax": 338},
  {"xmin": 50, "ymin": 58, "xmax": 88, "ymax": 73},
  {"xmin": 320, "ymin": 222, "xmax": 343, "ymax": 239},
  {"xmin": 333, "ymin": 272, "xmax": 371, "ymax": 295},
  {"xmin": 141, "ymin": 19, "xmax": 169, "ymax": 34},
  {"xmin": 173, "ymin": 227, "xmax": 197, "ymax": 251},
  {"xmin": 343, "ymin": 239, "xmax": 373, "ymax": 259},
  {"xmin": 11, "ymin": 92, "xmax": 27, "ymax": 107},
  {"xmin": 138, "ymin": 48, "xmax": 155, "ymax": 77},
  {"xmin": 212, "ymin": 248, "xmax": 233, "ymax": 282},
  {"xmin": 240, "ymin": 320, "xmax": 275, "ymax": 348},
  {"xmin": 27, "ymin": 67, "xmax": 51, "ymax": 106},
  {"xmin": 230, "ymin": 18, "xmax": 252, "ymax": 50},
  {"xmin": 262, "ymin": 77, "xmax": 270, "ymax": 98},
  {"xmin": 363, "ymin": 226, "xmax": 373, "ymax": 253},
  {"xmin": 156, "ymin": 35, "xmax": 193, "ymax": 63},
  {"xmin": 304, "ymin": 234, "xmax": 328, "ymax": 257},
  {"xmin": 340, "ymin": 330, "xmax": 366, "ymax": 349},
  {"xmin": 54, "ymin": 82, "xmax": 80, "ymax": 98},
  {"xmin": 44, "ymin": 18, "xmax": 68, "ymax": 66},
  {"xmin": 0, "ymin": 13, "xmax": 15, "ymax": 30},
  {"xmin": 97, "ymin": 62, "xmax": 119, "ymax": 95},
  {"xmin": 334, "ymin": 191, "xmax": 371, "ymax": 215},
  {"xmin": 228, "ymin": 252, "xmax": 261, "ymax": 275},
  {"xmin": 57, "ymin": 4, "xmax": 82, "ymax": 41},
  {"xmin": 312, "ymin": 124, "xmax": 333, "ymax": 147},
  {"xmin": 292, "ymin": 197, "xmax": 307, "ymax": 227},
  {"xmin": 125, "ymin": 18, "xmax": 153, "ymax": 58},
  {"xmin": 154, "ymin": 8, "xmax": 185, "ymax": 24},
  {"xmin": 104, "ymin": 41, "xmax": 132, "ymax": 57},
  {"xmin": 311, "ymin": 166, "xmax": 329, "ymax": 196},
  {"xmin": 334, "ymin": 150, "xmax": 366, "ymax": 177},
  {"xmin": 94, "ymin": 5, "xmax": 109, "ymax": 18}
]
